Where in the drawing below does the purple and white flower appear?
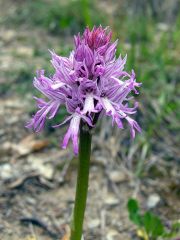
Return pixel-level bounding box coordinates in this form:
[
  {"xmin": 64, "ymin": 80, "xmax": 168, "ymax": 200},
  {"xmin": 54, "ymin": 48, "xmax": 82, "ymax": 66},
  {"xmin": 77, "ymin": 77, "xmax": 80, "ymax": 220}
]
[{"xmin": 26, "ymin": 26, "xmax": 142, "ymax": 155}]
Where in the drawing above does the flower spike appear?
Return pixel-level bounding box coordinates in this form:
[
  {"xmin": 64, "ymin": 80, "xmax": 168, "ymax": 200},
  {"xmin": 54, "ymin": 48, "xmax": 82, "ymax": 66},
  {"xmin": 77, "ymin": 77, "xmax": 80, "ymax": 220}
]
[{"xmin": 27, "ymin": 26, "xmax": 141, "ymax": 154}]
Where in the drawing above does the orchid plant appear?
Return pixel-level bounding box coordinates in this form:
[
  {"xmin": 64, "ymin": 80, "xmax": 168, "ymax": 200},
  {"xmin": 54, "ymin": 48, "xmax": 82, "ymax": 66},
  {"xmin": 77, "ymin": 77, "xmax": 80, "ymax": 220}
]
[{"xmin": 26, "ymin": 26, "xmax": 141, "ymax": 240}]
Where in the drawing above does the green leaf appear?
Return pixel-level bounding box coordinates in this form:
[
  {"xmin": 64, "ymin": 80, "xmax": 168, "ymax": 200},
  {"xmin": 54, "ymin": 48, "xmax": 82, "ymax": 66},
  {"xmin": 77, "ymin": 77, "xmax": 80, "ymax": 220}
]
[
  {"xmin": 127, "ymin": 199, "xmax": 142, "ymax": 226},
  {"xmin": 127, "ymin": 198, "xmax": 139, "ymax": 214},
  {"xmin": 143, "ymin": 212, "xmax": 164, "ymax": 238}
]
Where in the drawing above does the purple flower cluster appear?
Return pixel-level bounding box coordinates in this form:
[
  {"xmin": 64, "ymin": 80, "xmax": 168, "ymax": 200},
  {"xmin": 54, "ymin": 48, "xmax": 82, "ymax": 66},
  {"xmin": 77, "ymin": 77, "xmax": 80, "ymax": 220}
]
[{"xmin": 26, "ymin": 26, "xmax": 141, "ymax": 154}]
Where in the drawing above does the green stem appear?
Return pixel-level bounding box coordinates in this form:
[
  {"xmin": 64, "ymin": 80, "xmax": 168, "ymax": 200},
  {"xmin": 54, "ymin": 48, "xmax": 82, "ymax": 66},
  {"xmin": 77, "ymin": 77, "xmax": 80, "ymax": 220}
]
[{"xmin": 70, "ymin": 123, "xmax": 92, "ymax": 240}]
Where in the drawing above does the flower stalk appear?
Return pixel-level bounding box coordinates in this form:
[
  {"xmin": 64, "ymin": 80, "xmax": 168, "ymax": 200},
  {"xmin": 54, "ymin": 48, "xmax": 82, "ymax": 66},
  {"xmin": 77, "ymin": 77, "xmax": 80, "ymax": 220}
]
[{"xmin": 70, "ymin": 122, "xmax": 92, "ymax": 240}]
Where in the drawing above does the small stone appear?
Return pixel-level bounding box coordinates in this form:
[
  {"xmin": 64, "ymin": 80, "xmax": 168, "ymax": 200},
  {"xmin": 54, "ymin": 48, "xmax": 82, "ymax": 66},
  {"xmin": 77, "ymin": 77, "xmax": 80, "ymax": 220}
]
[
  {"xmin": 0, "ymin": 164, "xmax": 13, "ymax": 180},
  {"xmin": 109, "ymin": 170, "xmax": 127, "ymax": 183},
  {"xmin": 26, "ymin": 197, "xmax": 36, "ymax": 205},
  {"xmin": 28, "ymin": 156, "xmax": 54, "ymax": 179},
  {"xmin": 107, "ymin": 229, "xmax": 119, "ymax": 240},
  {"xmin": 105, "ymin": 195, "xmax": 119, "ymax": 206},
  {"xmin": 147, "ymin": 194, "xmax": 160, "ymax": 209},
  {"xmin": 88, "ymin": 219, "xmax": 100, "ymax": 229}
]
